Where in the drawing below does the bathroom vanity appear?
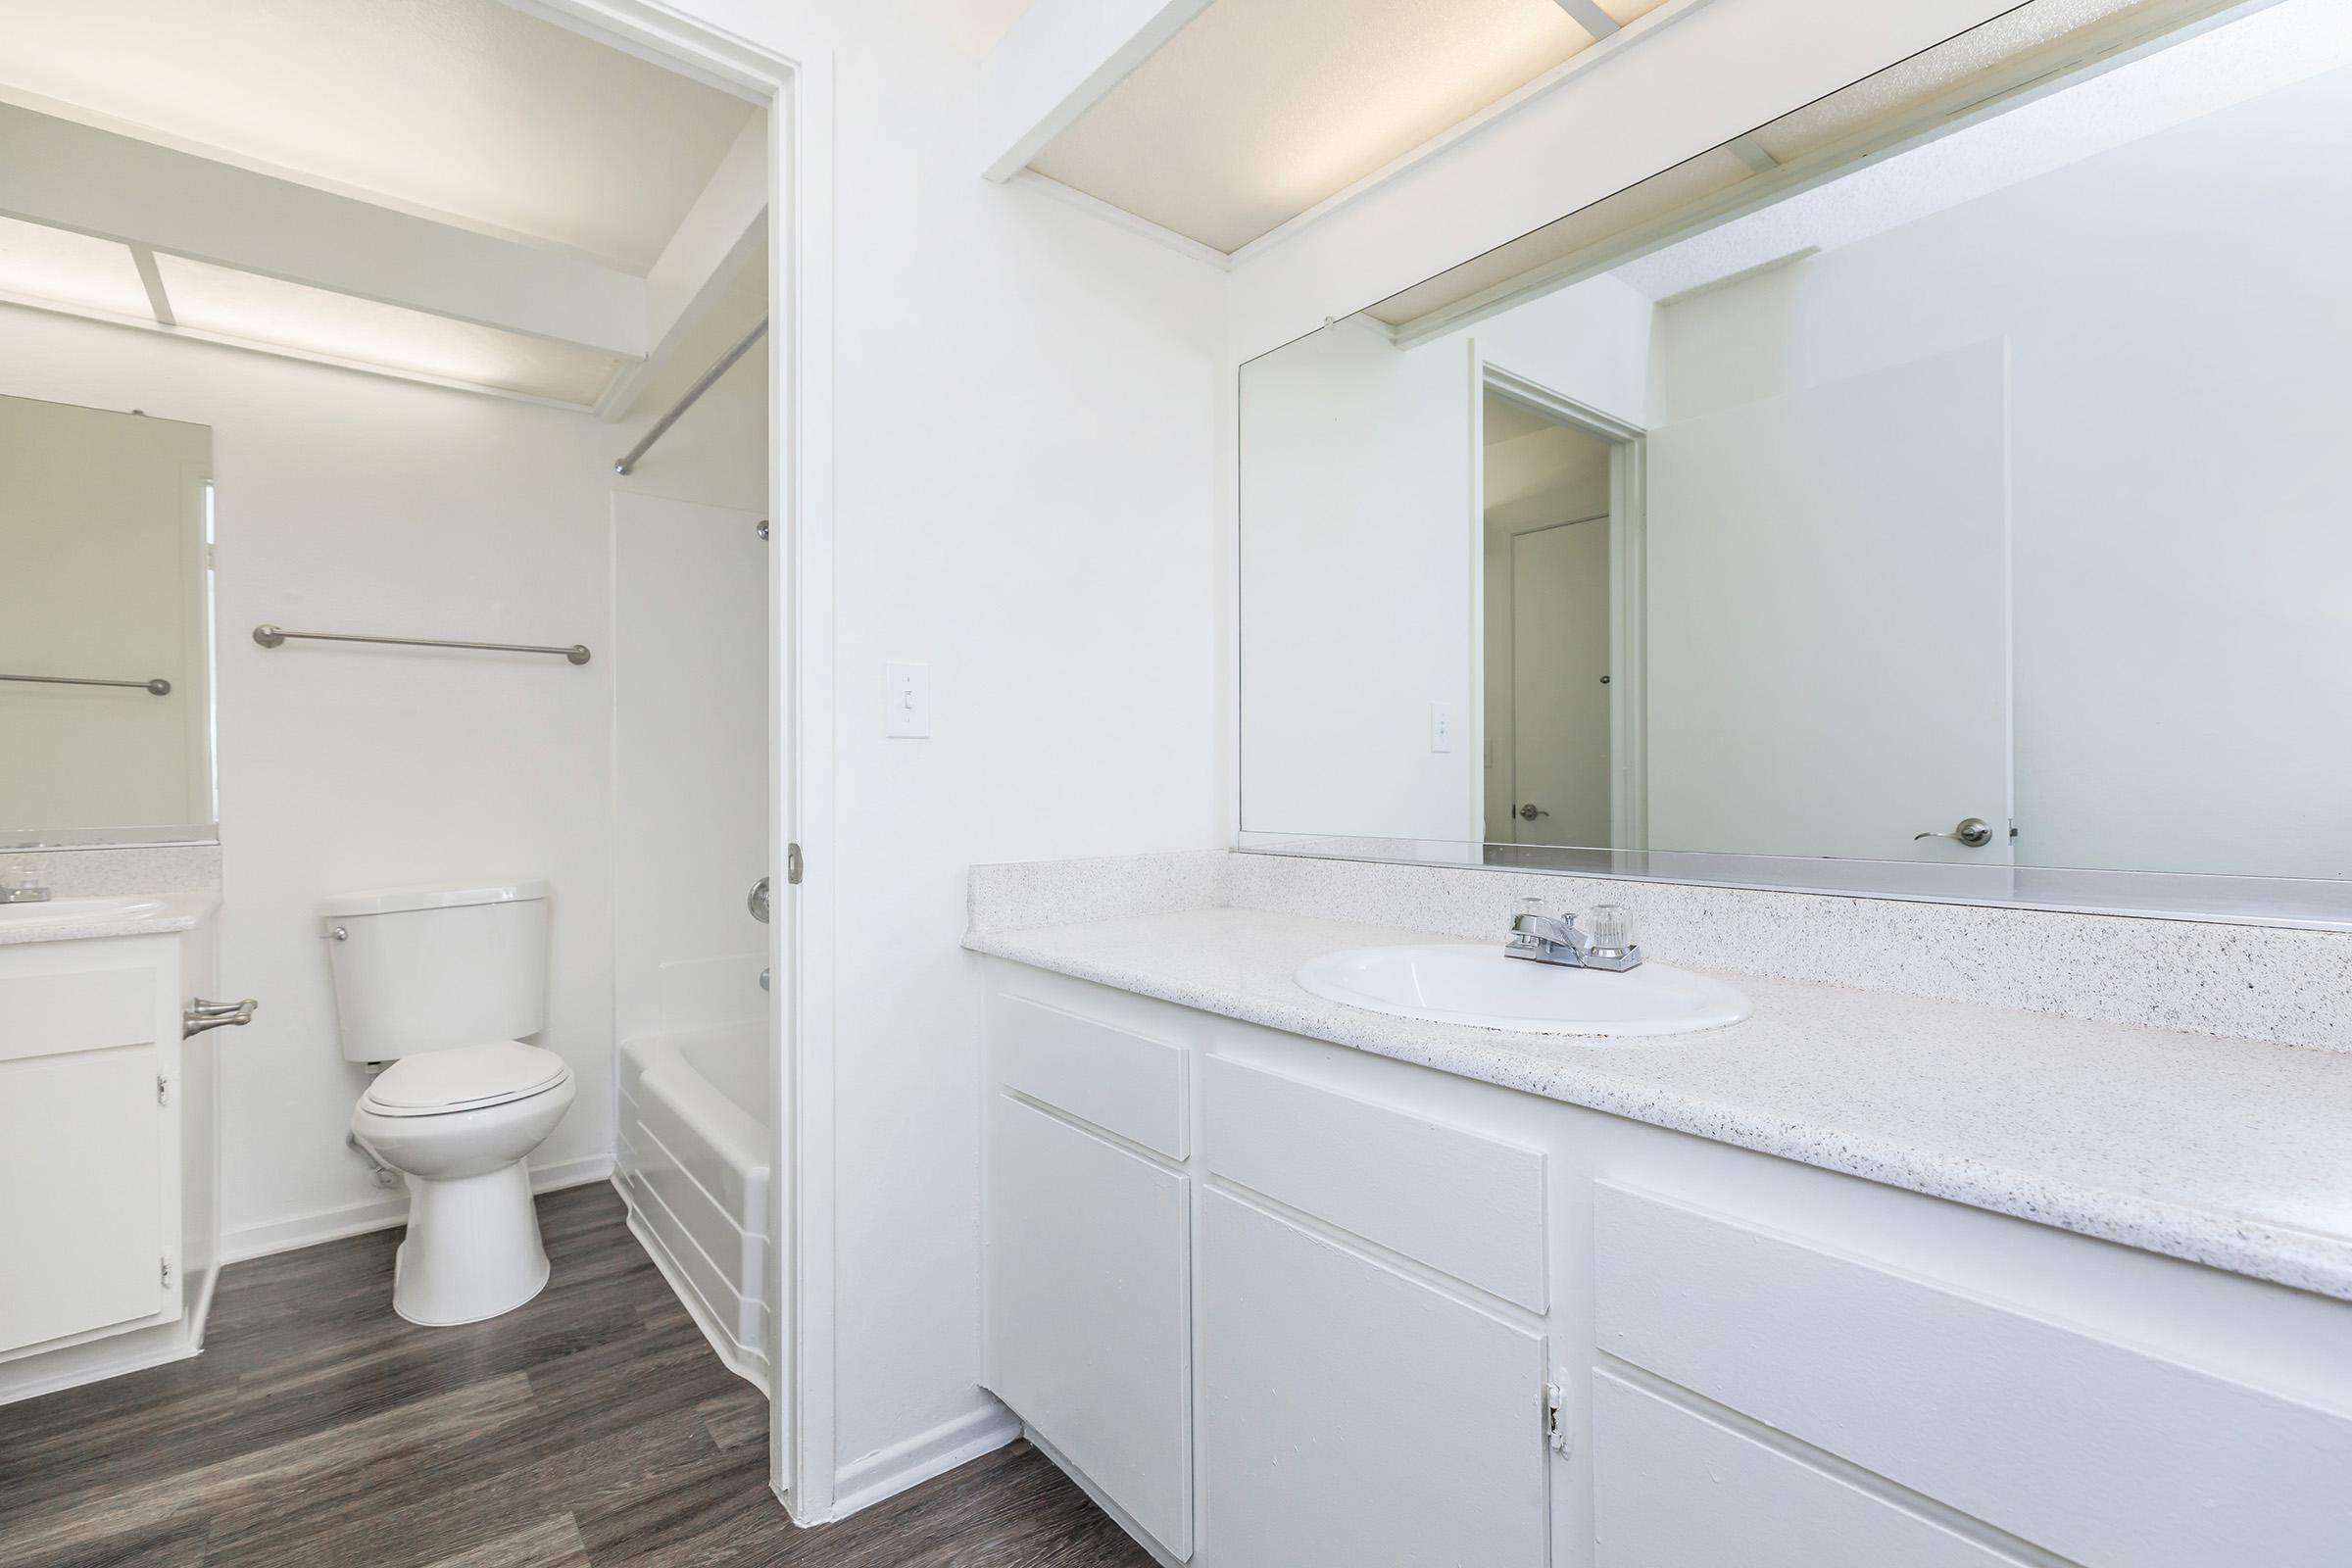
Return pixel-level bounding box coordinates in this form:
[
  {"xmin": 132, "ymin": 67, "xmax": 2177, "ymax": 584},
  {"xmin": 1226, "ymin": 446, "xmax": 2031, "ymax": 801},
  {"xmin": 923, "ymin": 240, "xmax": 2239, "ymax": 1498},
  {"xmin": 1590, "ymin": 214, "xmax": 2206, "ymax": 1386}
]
[
  {"xmin": 970, "ymin": 903, "xmax": 2352, "ymax": 1568},
  {"xmin": 0, "ymin": 894, "xmax": 231, "ymax": 1402}
]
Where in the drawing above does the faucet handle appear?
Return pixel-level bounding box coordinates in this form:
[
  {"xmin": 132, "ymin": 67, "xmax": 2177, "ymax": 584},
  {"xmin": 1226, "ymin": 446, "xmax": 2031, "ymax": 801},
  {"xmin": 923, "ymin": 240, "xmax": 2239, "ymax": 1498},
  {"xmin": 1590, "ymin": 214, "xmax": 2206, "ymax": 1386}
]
[{"xmin": 1586, "ymin": 904, "xmax": 1632, "ymax": 953}]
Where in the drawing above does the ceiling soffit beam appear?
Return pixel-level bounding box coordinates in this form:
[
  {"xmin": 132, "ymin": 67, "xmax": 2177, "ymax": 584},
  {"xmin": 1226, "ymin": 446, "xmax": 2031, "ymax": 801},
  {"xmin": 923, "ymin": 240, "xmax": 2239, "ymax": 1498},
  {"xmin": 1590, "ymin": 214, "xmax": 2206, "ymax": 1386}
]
[
  {"xmin": 128, "ymin": 244, "xmax": 174, "ymax": 326},
  {"xmin": 974, "ymin": 0, "xmax": 1214, "ymax": 182},
  {"xmin": 0, "ymin": 104, "xmax": 646, "ymax": 358},
  {"xmin": 1552, "ymin": 0, "xmax": 1623, "ymax": 38},
  {"xmin": 599, "ymin": 112, "xmax": 768, "ymax": 420}
]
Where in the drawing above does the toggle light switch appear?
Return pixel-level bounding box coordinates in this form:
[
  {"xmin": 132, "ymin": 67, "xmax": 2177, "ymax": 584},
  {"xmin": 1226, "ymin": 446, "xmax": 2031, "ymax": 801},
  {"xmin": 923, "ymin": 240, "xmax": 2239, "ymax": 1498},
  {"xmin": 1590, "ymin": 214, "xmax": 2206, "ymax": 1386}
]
[{"xmin": 887, "ymin": 661, "xmax": 930, "ymax": 738}]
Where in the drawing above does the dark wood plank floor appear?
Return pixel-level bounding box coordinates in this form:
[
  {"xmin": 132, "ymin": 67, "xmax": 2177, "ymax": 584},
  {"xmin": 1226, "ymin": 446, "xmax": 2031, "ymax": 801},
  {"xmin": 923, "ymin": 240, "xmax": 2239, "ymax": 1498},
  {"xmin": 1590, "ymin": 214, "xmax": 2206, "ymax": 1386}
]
[{"xmin": 0, "ymin": 1184, "xmax": 1153, "ymax": 1568}]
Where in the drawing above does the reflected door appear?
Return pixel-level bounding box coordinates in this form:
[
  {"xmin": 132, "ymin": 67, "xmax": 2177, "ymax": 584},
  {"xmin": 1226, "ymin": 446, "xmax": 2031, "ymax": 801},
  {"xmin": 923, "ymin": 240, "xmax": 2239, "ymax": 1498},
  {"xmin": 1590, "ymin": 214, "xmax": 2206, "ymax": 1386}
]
[
  {"xmin": 1507, "ymin": 518, "xmax": 1612, "ymax": 846},
  {"xmin": 1644, "ymin": 342, "xmax": 2012, "ymax": 864}
]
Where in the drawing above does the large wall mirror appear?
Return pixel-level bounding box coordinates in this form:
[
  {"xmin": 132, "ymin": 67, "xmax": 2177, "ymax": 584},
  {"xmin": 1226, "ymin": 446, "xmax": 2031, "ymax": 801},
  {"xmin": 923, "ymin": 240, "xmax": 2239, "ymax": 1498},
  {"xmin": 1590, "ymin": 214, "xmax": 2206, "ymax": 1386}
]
[
  {"xmin": 2, "ymin": 393, "xmax": 216, "ymax": 844},
  {"xmin": 1240, "ymin": 0, "xmax": 2352, "ymax": 922}
]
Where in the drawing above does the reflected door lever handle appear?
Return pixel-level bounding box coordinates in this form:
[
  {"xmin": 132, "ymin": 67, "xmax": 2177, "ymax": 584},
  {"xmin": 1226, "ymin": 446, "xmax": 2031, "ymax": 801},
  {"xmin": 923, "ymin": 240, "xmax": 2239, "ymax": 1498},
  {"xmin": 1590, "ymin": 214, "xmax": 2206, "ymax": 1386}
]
[
  {"xmin": 1915, "ymin": 817, "xmax": 1995, "ymax": 849},
  {"xmin": 1518, "ymin": 804, "xmax": 1548, "ymax": 821}
]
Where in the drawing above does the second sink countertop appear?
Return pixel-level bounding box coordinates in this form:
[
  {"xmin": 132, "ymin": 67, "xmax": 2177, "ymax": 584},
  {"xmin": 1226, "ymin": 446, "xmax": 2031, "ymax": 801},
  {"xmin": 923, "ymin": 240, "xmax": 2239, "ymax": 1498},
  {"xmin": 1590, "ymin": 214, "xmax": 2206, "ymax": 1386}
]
[
  {"xmin": 965, "ymin": 905, "xmax": 2352, "ymax": 1304},
  {"xmin": 0, "ymin": 891, "xmax": 217, "ymax": 946}
]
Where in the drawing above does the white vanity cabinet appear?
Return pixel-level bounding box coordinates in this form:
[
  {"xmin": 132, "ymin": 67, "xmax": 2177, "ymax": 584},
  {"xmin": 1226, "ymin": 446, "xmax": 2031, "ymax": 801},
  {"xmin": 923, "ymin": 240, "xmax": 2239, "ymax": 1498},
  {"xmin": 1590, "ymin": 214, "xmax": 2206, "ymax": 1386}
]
[
  {"xmin": 980, "ymin": 958, "xmax": 2352, "ymax": 1568},
  {"xmin": 982, "ymin": 989, "xmax": 1197, "ymax": 1559},
  {"xmin": 0, "ymin": 922, "xmax": 220, "ymax": 1396}
]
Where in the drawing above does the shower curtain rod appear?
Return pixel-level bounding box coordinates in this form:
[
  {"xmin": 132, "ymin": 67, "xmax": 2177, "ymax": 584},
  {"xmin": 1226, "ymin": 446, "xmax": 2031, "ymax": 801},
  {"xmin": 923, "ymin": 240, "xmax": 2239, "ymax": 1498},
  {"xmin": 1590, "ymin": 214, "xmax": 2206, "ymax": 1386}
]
[{"xmin": 612, "ymin": 318, "xmax": 770, "ymax": 477}]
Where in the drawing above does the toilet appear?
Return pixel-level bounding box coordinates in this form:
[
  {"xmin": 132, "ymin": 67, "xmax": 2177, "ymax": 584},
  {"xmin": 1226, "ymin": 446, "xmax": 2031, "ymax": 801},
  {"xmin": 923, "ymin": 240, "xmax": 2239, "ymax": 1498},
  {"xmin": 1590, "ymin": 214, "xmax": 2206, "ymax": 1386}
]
[{"xmin": 327, "ymin": 880, "xmax": 576, "ymax": 1326}]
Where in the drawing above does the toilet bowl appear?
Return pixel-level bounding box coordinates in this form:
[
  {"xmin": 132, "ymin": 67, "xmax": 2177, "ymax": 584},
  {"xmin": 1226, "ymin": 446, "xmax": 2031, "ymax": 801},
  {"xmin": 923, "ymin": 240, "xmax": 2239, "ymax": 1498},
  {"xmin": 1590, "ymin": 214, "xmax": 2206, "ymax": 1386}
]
[
  {"xmin": 323, "ymin": 881, "xmax": 570, "ymax": 1325},
  {"xmin": 351, "ymin": 1041, "xmax": 577, "ymax": 1325}
]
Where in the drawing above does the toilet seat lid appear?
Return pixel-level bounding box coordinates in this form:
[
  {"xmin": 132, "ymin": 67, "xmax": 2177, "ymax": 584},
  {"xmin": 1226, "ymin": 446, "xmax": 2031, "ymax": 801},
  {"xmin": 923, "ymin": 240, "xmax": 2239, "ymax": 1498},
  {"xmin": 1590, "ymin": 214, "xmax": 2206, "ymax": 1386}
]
[{"xmin": 363, "ymin": 1041, "xmax": 569, "ymax": 1117}]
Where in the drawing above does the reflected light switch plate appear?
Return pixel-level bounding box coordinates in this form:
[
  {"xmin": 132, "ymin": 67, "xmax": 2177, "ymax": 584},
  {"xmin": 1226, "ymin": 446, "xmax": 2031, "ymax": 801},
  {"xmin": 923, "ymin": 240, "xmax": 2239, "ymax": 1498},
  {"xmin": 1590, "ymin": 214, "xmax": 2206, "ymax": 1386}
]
[{"xmin": 887, "ymin": 661, "xmax": 930, "ymax": 738}]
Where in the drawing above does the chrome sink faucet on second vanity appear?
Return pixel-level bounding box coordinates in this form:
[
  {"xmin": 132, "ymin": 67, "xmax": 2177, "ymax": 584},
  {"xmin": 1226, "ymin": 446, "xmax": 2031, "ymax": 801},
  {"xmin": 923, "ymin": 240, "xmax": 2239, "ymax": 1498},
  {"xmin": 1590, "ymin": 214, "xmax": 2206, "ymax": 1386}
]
[{"xmin": 1507, "ymin": 900, "xmax": 1642, "ymax": 971}]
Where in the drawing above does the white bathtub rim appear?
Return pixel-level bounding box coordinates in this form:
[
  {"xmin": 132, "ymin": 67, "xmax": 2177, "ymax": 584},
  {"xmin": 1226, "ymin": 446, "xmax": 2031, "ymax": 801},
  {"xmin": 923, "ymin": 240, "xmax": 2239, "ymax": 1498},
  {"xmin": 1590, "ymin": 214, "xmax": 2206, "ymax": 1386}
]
[{"xmin": 622, "ymin": 1028, "xmax": 769, "ymax": 1179}]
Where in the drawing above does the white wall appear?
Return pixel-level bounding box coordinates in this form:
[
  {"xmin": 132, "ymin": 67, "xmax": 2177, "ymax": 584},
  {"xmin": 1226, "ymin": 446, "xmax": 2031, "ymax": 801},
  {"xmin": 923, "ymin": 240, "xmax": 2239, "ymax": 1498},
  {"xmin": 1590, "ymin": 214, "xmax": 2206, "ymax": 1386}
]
[
  {"xmin": 664, "ymin": 0, "xmax": 1229, "ymax": 1504},
  {"xmin": 1650, "ymin": 63, "xmax": 2352, "ymax": 879},
  {"xmin": 1239, "ymin": 276, "xmax": 1650, "ymax": 841}
]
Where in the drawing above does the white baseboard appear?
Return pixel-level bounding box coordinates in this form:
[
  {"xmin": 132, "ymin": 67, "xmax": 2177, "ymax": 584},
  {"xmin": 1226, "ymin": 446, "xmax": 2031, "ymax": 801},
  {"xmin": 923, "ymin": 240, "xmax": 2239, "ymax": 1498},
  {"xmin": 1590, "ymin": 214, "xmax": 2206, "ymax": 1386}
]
[
  {"xmin": 830, "ymin": 1395, "xmax": 1023, "ymax": 1520},
  {"xmin": 220, "ymin": 1152, "xmax": 615, "ymax": 1263},
  {"xmin": 0, "ymin": 1257, "xmax": 220, "ymax": 1408}
]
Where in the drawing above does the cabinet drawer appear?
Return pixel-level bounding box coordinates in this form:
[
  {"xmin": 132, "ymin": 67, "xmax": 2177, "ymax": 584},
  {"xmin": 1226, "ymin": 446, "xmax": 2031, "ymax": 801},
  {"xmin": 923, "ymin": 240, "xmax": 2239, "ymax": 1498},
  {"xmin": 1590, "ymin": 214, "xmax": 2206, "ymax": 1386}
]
[
  {"xmin": 1593, "ymin": 1373, "xmax": 2028, "ymax": 1568},
  {"xmin": 984, "ymin": 1096, "xmax": 1192, "ymax": 1557},
  {"xmin": 1594, "ymin": 1185, "xmax": 2352, "ymax": 1568},
  {"xmin": 1204, "ymin": 1056, "xmax": 1545, "ymax": 1309},
  {"xmin": 989, "ymin": 992, "xmax": 1187, "ymax": 1158},
  {"xmin": 0, "ymin": 966, "xmax": 160, "ymax": 1061}
]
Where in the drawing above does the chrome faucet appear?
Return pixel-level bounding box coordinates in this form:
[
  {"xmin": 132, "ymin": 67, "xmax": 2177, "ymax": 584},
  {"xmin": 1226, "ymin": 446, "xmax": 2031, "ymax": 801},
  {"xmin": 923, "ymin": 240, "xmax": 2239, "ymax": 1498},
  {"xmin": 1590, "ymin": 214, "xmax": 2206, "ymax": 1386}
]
[
  {"xmin": 1506, "ymin": 900, "xmax": 1642, "ymax": 971},
  {"xmin": 0, "ymin": 864, "xmax": 50, "ymax": 905}
]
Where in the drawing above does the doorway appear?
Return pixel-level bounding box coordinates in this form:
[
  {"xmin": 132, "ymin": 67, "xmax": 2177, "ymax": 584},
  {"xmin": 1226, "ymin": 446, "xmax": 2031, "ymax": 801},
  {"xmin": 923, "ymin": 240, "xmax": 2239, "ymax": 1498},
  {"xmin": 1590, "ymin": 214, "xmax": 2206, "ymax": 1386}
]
[{"xmin": 1477, "ymin": 373, "xmax": 1642, "ymax": 848}]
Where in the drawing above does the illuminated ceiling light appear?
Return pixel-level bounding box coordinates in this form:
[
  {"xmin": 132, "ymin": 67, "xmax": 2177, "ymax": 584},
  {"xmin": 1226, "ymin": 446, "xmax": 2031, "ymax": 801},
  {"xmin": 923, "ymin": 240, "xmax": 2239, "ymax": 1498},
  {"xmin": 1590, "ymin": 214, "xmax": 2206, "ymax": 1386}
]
[
  {"xmin": 0, "ymin": 215, "xmax": 151, "ymax": 318},
  {"xmin": 149, "ymin": 252, "xmax": 628, "ymax": 406}
]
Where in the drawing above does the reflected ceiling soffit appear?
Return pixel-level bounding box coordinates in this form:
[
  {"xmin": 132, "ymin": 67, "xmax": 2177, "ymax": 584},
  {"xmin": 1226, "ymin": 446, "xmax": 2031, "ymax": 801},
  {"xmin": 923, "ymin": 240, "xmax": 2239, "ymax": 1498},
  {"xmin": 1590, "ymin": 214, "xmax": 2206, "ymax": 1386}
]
[{"xmin": 1377, "ymin": 0, "xmax": 2253, "ymax": 349}]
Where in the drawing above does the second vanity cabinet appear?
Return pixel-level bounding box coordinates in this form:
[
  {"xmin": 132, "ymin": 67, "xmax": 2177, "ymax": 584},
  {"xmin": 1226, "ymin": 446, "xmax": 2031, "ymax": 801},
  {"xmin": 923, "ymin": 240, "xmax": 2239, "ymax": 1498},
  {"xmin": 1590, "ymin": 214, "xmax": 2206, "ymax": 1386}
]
[
  {"xmin": 0, "ymin": 917, "xmax": 221, "ymax": 1397},
  {"xmin": 979, "ymin": 959, "xmax": 2352, "ymax": 1568}
]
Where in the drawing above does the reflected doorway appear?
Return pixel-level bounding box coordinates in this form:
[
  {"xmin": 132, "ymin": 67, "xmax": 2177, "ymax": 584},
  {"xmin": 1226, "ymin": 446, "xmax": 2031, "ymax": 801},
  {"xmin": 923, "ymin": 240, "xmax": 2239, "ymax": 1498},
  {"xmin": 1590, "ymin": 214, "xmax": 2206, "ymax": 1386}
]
[{"xmin": 1478, "ymin": 378, "xmax": 1642, "ymax": 848}]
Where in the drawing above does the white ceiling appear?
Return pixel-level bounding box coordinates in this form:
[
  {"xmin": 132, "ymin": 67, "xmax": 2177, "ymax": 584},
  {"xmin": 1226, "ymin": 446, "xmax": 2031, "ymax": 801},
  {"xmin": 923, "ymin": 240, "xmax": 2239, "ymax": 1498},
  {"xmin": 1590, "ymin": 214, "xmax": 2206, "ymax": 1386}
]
[
  {"xmin": 1030, "ymin": 0, "xmax": 1668, "ymax": 254},
  {"xmin": 0, "ymin": 0, "xmax": 755, "ymax": 270}
]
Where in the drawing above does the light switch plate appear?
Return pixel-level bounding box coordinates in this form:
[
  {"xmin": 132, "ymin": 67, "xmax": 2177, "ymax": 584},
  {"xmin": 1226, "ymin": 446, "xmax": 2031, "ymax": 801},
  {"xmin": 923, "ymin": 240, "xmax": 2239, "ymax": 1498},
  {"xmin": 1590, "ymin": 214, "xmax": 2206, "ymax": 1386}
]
[
  {"xmin": 1430, "ymin": 702, "xmax": 1457, "ymax": 754},
  {"xmin": 887, "ymin": 661, "xmax": 930, "ymax": 738}
]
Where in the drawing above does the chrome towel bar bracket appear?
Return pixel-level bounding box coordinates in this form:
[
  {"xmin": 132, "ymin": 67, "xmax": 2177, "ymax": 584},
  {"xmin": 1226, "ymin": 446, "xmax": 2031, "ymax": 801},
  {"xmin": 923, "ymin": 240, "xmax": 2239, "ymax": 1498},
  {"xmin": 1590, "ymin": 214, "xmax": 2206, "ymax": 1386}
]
[{"xmin": 253, "ymin": 625, "xmax": 591, "ymax": 665}]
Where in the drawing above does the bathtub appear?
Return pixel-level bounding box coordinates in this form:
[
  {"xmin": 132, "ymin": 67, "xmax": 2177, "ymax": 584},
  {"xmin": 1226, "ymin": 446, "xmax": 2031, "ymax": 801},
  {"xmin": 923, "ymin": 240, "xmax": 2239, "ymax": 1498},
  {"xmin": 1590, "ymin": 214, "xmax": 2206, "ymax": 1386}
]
[{"xmin": 616, "ymin": 1020, "xmax": 771, "ymax": 1389}]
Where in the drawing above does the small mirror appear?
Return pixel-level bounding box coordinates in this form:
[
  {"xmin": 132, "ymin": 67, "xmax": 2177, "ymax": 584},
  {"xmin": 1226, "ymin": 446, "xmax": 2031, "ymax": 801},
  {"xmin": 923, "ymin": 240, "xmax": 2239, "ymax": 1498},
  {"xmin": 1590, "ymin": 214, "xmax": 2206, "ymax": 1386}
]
[
  {"xmin": 1239, "ymin": 0, "xmax": 2352, "ymax": 919},
  {"xmin": 1, "ymin": 393, "xmax": 215, "ymax": 843}
]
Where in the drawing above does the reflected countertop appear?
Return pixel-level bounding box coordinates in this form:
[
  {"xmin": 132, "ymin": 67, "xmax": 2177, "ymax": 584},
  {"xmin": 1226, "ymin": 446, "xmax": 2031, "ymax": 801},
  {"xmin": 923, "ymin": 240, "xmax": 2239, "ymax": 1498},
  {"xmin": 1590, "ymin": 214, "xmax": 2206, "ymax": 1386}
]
[{"xmin": 966, "ymin": 905, "xmax": 2352, "ymax": 1302}]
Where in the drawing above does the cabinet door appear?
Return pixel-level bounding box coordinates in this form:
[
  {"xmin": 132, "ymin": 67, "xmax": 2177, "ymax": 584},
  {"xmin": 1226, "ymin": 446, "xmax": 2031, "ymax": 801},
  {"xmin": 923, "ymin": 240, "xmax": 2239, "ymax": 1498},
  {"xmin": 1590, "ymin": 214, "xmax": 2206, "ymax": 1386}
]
[
  {"xmin": 1199, "ymin": 1191, "xmax": 1549, "ymax": 1568},
  {"xmin": 0, "ymin": 965, "xmax": 172, "ymax": 1353},
  {"xmin": 984, "ymin": 1096, "xmax": 1193, "ymax": 1558}
]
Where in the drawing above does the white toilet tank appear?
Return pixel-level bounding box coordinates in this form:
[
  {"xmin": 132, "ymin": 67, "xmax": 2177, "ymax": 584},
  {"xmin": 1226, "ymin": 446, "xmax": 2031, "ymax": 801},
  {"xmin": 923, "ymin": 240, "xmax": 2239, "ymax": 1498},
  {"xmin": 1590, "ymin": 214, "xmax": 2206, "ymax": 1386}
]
[{"xmin": 323, "ymin": 881, "xmax": 551, "ymax": 1063}]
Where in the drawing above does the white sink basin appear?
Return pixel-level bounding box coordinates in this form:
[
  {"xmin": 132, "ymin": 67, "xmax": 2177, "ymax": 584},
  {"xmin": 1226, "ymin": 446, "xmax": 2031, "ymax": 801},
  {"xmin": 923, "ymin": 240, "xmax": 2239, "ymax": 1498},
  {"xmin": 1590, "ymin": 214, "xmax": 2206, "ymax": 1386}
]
[
  {"xmin": 0, "ymin": 896, "xmax": 165, "ymax": 927},
  {"xmin": 1295, "ymin": 943, "xmax": 1751, "ymax": 1037}
]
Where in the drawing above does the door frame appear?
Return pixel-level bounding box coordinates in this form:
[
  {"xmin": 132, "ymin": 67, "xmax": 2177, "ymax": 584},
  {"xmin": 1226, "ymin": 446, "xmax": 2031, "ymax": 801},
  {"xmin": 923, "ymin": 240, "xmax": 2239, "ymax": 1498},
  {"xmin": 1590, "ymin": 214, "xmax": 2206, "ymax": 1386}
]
[
  {"xmin": 514, "ymin": 0, "xmax": 838, "ymax": 1522},
  {"xmin": 1471, "ymin": 355, "xmax": 1649, "ymax": 851}
]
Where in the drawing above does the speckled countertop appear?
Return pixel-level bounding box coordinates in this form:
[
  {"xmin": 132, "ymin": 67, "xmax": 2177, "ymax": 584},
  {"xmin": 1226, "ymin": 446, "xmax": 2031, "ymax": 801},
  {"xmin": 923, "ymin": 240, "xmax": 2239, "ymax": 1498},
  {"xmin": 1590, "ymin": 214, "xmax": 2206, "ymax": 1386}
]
[
  {"xmin": 0, "ymin": 892, "xmax": 216, "ymax": 946},
  {"xmin": 966, "ymin": 906, "xmax": 2352, "ymax": 1302}
]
